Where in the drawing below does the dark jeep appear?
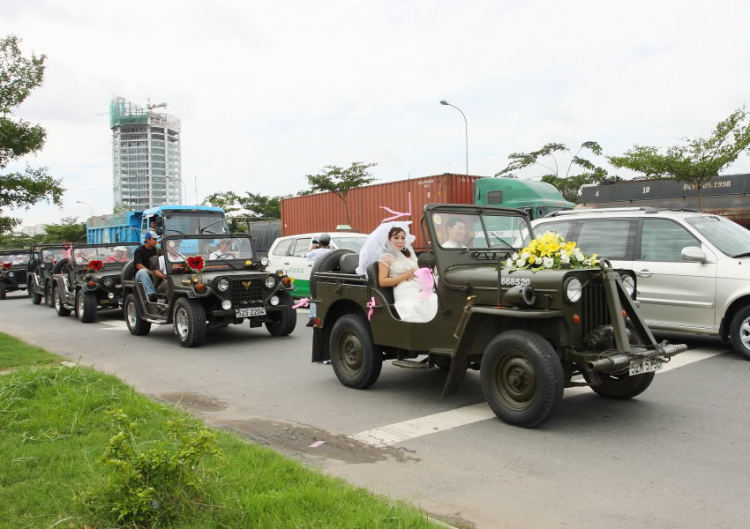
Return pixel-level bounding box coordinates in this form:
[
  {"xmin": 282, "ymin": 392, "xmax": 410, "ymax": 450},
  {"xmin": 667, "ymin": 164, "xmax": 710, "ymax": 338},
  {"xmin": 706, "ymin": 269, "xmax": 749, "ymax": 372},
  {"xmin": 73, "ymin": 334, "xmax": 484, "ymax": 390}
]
[
  {"xmin": 51, "ymin": 243, "xmax": 140, "ymax": 322},
  {"xmin": 27, "ymin": 244, "xmax": 70, "ymax": 307},
  {"xmin": 311, "ymin": 204, "xmax": 687, "ymax": 428},
  {"xmin": 0, "ymin": 249, "xmax": 31, "ymax": 300},
  {"xmin": 121, "ymin": 234, "xmax": 297, "ymax": 347}
]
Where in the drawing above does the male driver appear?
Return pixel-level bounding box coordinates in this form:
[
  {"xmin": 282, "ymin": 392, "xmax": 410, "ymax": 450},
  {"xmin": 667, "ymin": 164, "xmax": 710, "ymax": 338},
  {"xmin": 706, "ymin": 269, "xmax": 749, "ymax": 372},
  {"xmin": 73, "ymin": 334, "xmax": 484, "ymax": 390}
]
[
  {"xmin": 209, "ymin": 239, "xmax": 238, "ymax": 260},
  {"xmin": 134, "ymin": 232, "xmax": 163, "ymax": 302},
  {"xmin": 305, "ymin": 233, "xmax": 331, "ymax": 327},
  {"xmin": 443, "ymin": 217, "xmax": 468, "ymax": 248}
]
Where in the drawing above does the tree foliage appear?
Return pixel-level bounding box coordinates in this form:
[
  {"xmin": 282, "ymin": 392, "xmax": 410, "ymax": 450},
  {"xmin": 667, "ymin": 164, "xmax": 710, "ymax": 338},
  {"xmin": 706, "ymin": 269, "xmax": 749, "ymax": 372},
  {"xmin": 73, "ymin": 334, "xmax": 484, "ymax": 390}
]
[
  {"xmin": 0, "ymin": 217, "xmax": 85, "ymax": 249},
  {"xmin": 496, "ymin": 142, "xmax": 610, "ymax": 203},
  {"xmin": 0, "ymin": 35, "xmax": 64, "ymax": 233},
  {"xmin": 303, "ymin": 162, "xmax": 377, "ymax": 228},
  {"xmin": 609, "ymin": 107, "xmax": 750, "ymax": 210},
  {"xmin": 203, "ymin": 191, "xmax": 283, "ymax": 219}
]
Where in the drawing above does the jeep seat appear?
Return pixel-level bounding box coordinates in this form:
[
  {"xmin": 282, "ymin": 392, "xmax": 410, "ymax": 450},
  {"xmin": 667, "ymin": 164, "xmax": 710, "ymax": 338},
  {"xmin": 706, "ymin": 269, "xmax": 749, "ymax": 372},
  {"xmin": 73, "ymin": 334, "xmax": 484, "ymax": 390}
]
[
  {"xmin": 340, "ymin": 253, "xmax": 360, "ymax": 274},
  {"xmin": 367, "ymin": 262, "xmax": 399, "ymax": 318}
]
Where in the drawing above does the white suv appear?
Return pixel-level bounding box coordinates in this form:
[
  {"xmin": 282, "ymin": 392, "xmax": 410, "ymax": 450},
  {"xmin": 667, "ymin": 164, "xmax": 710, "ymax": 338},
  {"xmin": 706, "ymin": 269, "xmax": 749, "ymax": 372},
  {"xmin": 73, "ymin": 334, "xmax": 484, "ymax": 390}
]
[{"xmin": 532, "ymin": 207, "xmax": 750, "ymax": 359}]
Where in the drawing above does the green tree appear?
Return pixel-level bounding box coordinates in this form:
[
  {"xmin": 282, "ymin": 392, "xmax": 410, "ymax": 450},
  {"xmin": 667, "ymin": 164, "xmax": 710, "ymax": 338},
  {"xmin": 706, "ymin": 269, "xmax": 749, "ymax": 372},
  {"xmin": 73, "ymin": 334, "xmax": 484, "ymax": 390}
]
[
  {"xmin": 0, "ymin": 35, "xmax": 64, "ymax": 233},
  {"xmin": 496, "ymin": 142, "xmax": 610, "ymax": 203},
  {"xmin": 42, "ymin": 217, "xmax": 85, "ymax": 243},
  {"xmin": 304, "ymin": 162, "xmax": 377, "ymax": 228},
  {"xmin": 609, "ymin": 107, "xmax": 750, "ymax": 211},
  {"xmin": 202, "ymin": 191, "xmax": 242, "ymax": 214},
  {"xmin": 238, "ymin": 193, "xmax": 282, "ymax": 219}
]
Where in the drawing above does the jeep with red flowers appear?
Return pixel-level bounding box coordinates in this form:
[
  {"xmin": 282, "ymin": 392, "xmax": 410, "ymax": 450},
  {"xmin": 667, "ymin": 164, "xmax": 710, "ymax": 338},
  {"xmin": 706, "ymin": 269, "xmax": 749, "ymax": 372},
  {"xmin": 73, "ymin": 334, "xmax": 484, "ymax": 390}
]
[
  {"xmin": 0, "ymin": 249, "xmax": 31, "ymax": 300},
  {"xmin": 121, "ymin": 234, "xmax": 297, "ymax": 347}
]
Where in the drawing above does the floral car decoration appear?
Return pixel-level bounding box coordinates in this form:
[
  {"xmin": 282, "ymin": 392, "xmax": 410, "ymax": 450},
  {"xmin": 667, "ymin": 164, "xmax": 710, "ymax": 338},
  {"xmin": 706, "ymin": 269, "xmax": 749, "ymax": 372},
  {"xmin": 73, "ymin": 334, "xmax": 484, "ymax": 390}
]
[
  {"xmin": 505, "ymin": 231, "xmax": 598, "ymax": 272},
  {"xmin": 184, "ymin": 255, "xmax": 205, "ymax": 274},
  {"xmin": 2, "ymin": 263, "xmax": 11, "ymax": 270},
  {"xmin": 87, "ymin": 260, "xmax": 103, "ymax": 272}
]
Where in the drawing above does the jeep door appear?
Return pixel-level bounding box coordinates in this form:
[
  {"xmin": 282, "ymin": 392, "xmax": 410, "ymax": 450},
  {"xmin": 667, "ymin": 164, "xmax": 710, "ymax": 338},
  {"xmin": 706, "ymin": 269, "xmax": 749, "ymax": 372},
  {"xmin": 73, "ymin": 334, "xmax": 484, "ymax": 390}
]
[{"xmin": 632, "ymin": 218, "xmax": 716, "ymax": 331}]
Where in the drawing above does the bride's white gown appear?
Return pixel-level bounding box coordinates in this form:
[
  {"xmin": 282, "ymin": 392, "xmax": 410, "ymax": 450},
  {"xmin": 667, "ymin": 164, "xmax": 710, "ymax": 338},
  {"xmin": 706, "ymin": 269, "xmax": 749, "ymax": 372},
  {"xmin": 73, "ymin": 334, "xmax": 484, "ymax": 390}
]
[{"xmin": 386, "ymin": 256, "xmax": 438, "ymax": 323}]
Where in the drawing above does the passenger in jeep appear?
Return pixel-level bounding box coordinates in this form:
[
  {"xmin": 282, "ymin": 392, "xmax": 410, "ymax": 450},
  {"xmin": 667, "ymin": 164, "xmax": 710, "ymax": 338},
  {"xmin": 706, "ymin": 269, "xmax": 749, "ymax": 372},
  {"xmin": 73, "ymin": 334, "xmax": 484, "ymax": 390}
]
[{"xmin": 134, "ymin": 232, "xmax": 160, "ymax": 302}]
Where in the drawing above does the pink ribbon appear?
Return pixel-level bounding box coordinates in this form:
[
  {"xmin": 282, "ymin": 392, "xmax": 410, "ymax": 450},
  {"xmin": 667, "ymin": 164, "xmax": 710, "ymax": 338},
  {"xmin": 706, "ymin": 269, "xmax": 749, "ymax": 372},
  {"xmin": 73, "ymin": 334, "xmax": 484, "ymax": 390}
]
[
  {"xmin": 380, "ymin": 192, "xmax": 412, "ymax": 223},
  {"xmin": 292, "ymin": 298, "xmax": 309, "ymax": 309},
  {"xmin": 366, "ymin": 296, "xmax": 376, "ymax": 321}
]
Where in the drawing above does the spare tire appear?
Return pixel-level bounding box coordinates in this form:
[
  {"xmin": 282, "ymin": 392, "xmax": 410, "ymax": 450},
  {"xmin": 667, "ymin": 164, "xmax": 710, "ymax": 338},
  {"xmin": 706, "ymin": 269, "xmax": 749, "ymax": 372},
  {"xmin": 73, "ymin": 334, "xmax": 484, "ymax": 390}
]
[
  {"xmin": 309, "ymin": 249, "xmax": 355, "ymax": 299},
  {"xmin": 52, "ymin": 258, "xmax": 70, "ymax": 275}
]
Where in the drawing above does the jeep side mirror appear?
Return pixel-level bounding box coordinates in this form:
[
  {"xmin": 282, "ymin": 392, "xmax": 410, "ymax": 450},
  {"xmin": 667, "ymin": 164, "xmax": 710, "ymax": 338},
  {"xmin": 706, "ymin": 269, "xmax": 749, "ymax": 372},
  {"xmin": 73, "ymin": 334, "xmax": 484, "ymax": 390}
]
[
  {"xmin": 681, "ymin": 246, "xmax": 707, "ymax": 264},
  {"xmin": 417, "ymin": 251, "xmax": 436, "ymax": 269}
]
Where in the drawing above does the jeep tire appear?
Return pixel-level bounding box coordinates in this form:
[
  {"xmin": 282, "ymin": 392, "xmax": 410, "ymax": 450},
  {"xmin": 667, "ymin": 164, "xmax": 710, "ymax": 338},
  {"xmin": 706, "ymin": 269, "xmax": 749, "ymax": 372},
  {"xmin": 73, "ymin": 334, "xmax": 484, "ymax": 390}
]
[
  {"xmin": 729, "ymin": 304, "xmax": 750, "ymax": 360},
  {"xmin": 173, "ymin": 297, "xmax": 207, "ymax": 348},
  {"xmin": 309, "ymin": 249, "xmax": 355, "ymax": 299},
  {"xmin": 45, "ymin": 281, "xmax": 54, "ymax": 307},
  {"xmin": 76, "ymin": 290, "xmax": 98, "ymax": 323},
  {"xmin": 30, "ymin": 277, "xmax": 42, "ymax": 305},
  {"xmin": 480, "ymin": 330, "xmax": 565, "ymax": 428},
  {"xmin": 54, "ymin": 287, "xmax": 71, "ymax": 317},
  {"xmin": 330, "ymin": 314, "xmax": 383, "ymax": 389},
  {"xmin": 265, "ymin": 290, "xmax": 297, "ymax": 336},
  {"xmin": 0, "ymin": 282, "xmax": 5, "ymax": 300},
  {"xmin": 125, "ymin": 293, "xmax": 151, "ymax": 336},
  {"xmin": 586, "ymin": 371, "xmax": 655, "ymax": 399}
]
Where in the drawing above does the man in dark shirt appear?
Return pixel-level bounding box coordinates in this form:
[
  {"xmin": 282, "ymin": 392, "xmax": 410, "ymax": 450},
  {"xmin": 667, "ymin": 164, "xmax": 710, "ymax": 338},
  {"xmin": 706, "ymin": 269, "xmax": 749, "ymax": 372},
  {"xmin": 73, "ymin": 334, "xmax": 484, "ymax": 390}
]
[{"xmin": 134, "ymin": 232, "xmax": 162, "ymax": 302}]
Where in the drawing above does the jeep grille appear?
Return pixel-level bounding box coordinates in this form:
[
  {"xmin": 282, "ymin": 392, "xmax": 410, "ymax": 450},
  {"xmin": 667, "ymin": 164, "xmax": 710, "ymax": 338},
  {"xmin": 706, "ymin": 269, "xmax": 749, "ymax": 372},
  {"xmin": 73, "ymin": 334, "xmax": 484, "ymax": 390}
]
[
  {"xmin": 230, "ymin": 278, "xmax": 263, "ymax": 304},
  {"xmin": 581, "ymin": 280, "xmax": 610, "ymax": 336},
  {"xmin": 13, "ymin": 270, "xmax": 27, "ymax": 285}
]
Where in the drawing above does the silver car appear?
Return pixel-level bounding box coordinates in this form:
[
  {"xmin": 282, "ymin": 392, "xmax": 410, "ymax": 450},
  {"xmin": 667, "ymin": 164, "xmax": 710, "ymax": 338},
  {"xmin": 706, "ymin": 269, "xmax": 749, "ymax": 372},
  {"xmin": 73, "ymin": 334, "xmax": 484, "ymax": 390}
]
[{"xmin": 532, "ymin": 207, "xmax": 750, "ymax": 359}]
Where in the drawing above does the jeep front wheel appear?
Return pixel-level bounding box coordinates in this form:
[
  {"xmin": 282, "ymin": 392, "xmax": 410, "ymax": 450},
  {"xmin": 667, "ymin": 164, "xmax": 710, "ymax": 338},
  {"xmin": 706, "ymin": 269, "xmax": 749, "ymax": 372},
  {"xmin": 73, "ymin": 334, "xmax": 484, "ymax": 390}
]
[
  {"xmin": 54, "ymin": 287, "xmax": 71, "ymax": 317},
  {"xmin": 480, "ymin": 330, "xmax": 564, "ymax": 428},
  {"xmin": 76, "ymin": 290, "xmax": 98, "ymax": 323},
  {"xmin": 586, "ymin": 371, "xmax": 655, "ymax": 399},
  {"xmin": 173, "ymin": 297, "xmax": 206, "ymax": 348},
  {"xmin": 30, "ymin": 278, "xmax": 42, "ymax": 305},
  {"xmin": 125, "ymin": 293, "xmax": 151, "ymax": 336},
  {"xmin": 45, "ymin": 281, "xmax": 54, "ymax": 307},
  {"xmin": 265, "ymin": 291, "xmax": 297, "ymax": 336},
  {"xmin": 330, "ymin": 314, "xmax": 383, "ymax": 389},
  {"xmin": 0, "ymin": 282, "xmax": 5, "ymax": 300},
  {"xmin": 729, "ymin": 305, "xmax": 750, "ymax": 360}
]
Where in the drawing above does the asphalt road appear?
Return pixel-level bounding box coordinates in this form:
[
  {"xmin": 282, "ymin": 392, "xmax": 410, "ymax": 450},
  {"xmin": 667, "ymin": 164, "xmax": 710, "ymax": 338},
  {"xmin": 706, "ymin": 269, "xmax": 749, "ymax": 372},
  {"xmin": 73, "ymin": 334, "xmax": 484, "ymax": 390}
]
[{"xmin": 2, "ymin": 291, "xmax": 749, "ymax": 529}]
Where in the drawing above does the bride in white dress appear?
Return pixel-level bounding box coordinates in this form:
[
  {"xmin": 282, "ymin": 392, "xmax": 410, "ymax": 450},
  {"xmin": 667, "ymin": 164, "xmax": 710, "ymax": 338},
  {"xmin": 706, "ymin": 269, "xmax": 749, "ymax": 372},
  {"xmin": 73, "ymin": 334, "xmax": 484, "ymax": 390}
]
[{"xmin": 355, "ymin": 222, "xmax": 438, "ymax": 323}]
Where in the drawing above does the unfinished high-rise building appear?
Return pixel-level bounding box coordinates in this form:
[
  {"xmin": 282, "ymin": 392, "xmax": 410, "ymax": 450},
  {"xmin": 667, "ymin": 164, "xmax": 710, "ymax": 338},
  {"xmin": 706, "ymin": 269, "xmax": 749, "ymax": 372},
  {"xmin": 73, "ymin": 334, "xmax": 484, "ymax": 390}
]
[{"xmin": 110, "ymin": 96, "xmax": 182, "ymax": 209}]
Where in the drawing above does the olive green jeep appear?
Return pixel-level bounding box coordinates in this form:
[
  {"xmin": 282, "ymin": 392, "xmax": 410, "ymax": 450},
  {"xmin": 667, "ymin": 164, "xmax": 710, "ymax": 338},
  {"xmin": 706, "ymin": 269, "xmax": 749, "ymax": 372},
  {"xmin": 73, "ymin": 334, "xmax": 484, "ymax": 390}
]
[
  {"xmin": 0, "ymin": 249, "xmax": 31, "ymax": 300},
  {"xmin": 27, "ymin": 244, "xmax": 70, "ymax": 307},
  {"xmin": 121, "ymin": 234, "xmax": 297, "ymax": 347},
  {"xmin": 51, "ymin": 242, "xmax": 140, "ymax": 322},
  {"xmin": 311, "ymin": 204, "xmax": 687, "ymax": 428}
]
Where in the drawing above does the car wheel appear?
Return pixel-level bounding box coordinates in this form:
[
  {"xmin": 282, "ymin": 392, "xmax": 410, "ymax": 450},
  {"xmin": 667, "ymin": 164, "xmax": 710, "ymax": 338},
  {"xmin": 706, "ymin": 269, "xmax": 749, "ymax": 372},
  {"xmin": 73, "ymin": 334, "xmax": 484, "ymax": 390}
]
[
  {"xmin": 729, "ymin": 305, "xmax": 750, "ymax": 360},
  {"xmin": 0, "ymin": 282, "xmax": 5, "ymax": 300},
  {"xmin": 30, "ymin": 277, "xmax": 42, "ymax": 305},
  {"xmin": 173, "ymin": 297, "xmax": 207, "ymax": 348},
  {"xmin": 309, "ymin": 249, "xmax": 355, "ymax": 299},
  {"xmin": 329, "ymin": 314, "xmax": 383, "ymax": 389},
  {"xmin": 45, "ymin": 281, "xmax": 54, "ymax": 307},
  {"xmin": 480, "ymin": 330, "xmax": 564, "ymax": 428},
  {"xmin": 125, "ymin": 293, "xmax": 151, "ymax": 336},
  {"xmin": 584, "ymin": 371, "xmax": 655, "ymax": 399},
  {"xmin": 265, "ymin": 291, "xmax": 297, "ymax": 336},
  {"xmin": 77, "ymin": 290, "xmax": 98, "ymax": 323},
  {"xmin": 54, "ymin": 287, "xmax": 71, "ymax": 317}
]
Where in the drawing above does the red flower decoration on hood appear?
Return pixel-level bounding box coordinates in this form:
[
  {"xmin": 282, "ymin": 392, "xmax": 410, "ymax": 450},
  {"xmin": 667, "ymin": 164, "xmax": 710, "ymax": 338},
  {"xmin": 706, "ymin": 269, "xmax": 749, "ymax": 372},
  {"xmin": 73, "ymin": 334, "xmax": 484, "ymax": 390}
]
[
  {"xmin": 2, "ymin": 263, "xmax": 11, "ymax": 270},
  {"xmin": 88, "ymin": 260, "xmax": 103, "ymax": 271},
  {"xmin": 186, "ymin": 255, "xmax": 205, "ymax": 272}
]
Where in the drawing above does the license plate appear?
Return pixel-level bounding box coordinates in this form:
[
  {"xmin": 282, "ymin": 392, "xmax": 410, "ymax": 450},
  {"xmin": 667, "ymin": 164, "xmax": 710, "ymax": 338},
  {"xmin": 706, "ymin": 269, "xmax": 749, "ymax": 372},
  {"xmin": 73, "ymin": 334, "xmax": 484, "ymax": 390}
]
[
  {"xmin": 235, "ymin": 307, "xmax": 266, "ymax": 318},
  {"xmin": 19, "ymin": 284, "xmax": 27, "ymax": 288},
  {"xmin": 629, "ymin": 357, "xmax": 663, "ymax": 376}
]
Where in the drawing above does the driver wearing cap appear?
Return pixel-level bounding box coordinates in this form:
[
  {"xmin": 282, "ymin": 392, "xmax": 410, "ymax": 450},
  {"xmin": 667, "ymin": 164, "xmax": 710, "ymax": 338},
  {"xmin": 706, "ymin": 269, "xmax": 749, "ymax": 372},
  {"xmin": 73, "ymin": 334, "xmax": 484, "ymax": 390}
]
[{"xmin": 134, "ymin": 232, "xmax": 164, "ymax": 302}]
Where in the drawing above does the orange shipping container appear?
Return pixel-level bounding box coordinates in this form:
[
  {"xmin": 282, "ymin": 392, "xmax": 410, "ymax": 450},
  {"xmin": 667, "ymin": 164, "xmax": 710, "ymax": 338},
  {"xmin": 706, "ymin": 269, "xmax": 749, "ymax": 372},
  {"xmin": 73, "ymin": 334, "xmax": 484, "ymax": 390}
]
[{"xmin": 281, "ymin": 173, "xmax": 484, "ymax": 251}]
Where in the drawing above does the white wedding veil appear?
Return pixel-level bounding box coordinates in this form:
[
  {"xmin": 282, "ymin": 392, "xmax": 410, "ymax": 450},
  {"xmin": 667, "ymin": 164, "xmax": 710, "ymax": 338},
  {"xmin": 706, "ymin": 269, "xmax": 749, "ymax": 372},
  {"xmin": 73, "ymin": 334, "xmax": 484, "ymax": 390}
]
[{"xmin": 355, "ymin": 221, "xmax": 417, "ymax": 277}]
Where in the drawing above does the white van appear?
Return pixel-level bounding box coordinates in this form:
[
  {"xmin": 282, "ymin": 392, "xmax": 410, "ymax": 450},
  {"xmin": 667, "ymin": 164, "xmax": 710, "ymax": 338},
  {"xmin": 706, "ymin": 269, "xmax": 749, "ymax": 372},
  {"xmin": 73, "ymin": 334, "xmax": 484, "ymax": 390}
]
[{"xmin": 267, "ymin": 232, "xmax": 368, "ymax": 298}]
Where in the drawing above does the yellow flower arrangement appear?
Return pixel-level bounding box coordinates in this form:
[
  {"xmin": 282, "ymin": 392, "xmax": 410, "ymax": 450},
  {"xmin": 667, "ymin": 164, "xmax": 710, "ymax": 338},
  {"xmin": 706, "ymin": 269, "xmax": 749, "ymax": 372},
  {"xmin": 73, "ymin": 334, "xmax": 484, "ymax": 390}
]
[{"xmin": 505, "ymin": 231, "xmax": 598, "ymax": 272}]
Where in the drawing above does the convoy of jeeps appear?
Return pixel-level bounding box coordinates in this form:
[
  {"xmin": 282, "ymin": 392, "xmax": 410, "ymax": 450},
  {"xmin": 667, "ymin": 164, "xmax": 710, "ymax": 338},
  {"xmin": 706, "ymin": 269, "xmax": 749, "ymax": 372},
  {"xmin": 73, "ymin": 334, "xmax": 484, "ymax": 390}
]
[{"xmin": 15, "ymin": 202, "xmax": 750, "ymax": 428}]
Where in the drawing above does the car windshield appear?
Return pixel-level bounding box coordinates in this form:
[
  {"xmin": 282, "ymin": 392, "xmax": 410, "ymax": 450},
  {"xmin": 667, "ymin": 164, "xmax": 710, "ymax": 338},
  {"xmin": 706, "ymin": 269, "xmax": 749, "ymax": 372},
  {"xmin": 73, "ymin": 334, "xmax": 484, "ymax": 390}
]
[
  {"xmin": 433, "ymin": 211, "xmax": 530, "ymax": 249},
  {"xmin": 332, "ymin": 237, "xmax": 366, "ymax": 253},
  {"xmin": 163, "ymin": 212, "xmax": 228, "ymax": 235},
  {"xmin": 686, "ymin": 216, "xmax": 750, "ymax": 257},
  {"xmin": 165, "ymin": 237, "xmax": 254, "ymax": 263},
  {"xmin": 0, "ymin": 253, "xmax": 29, "ymax": 266},
  {"xmin": 41, "ymin": 248, "xmax": 68, "ymax": 263},
  {"xmin": 73, "ymin": 245, "xmax": 134, "ymax": 266}
]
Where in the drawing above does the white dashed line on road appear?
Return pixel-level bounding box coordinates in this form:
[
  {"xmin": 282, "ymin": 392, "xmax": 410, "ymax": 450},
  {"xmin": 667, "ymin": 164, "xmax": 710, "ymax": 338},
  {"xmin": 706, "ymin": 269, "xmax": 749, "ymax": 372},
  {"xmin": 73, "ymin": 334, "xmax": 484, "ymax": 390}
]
[{"xmin": 352, "ymin": 348, "xmax": 727, "ymax": 447}]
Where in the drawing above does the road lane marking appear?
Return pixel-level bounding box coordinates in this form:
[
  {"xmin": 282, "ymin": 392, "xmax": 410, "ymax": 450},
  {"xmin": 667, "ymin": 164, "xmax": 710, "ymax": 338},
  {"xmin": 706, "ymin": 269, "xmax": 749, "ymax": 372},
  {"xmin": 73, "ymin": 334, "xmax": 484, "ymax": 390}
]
[{"xmin": 352, "ymin": 348, "xmax": 727, "ymax": 447}]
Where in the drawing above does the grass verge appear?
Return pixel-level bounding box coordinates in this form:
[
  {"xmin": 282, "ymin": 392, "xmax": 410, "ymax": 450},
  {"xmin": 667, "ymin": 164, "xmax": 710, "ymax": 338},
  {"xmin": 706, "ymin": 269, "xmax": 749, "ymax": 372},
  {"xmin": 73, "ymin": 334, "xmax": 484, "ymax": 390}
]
[
  {"xmin": 0, "ymin": 332, "xmax": 60, "ymax": 370},
  {"xmin": 0, "ymin": 335, "xmax": 439, "ymax": 528}
]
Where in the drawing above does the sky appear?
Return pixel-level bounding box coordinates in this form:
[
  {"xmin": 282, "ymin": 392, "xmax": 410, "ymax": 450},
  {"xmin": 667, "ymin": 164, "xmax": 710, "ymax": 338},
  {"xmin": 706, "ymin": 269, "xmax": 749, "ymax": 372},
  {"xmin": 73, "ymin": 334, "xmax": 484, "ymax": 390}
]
[{"xmin": 4, "ymin": 0, "xmax": 750, "ymax": 227}]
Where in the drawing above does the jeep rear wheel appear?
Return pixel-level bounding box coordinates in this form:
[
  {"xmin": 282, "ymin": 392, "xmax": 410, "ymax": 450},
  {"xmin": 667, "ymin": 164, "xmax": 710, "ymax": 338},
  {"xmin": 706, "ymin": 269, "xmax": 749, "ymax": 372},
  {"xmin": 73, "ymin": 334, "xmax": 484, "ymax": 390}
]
[
  {"xmin": 0, "ymin": 282, "xmax": 5, "ymax": 300},
  {"xmin": 265, "ymin": 291, "xmax": 297, "ymax": 336},
  {"xmin": 173, "ymin": 297, "xmax": 206, "ymax": 348},
  {"xmin": 330, "ymin": 314, "xmax": 383, "ymax": 389},
  {"xmin": 480, "ymin": 330, "xmax": 564, "ymax": 428},
  {"xmin": 586, "ymin": 371, "xmax": 655, "ymax": 399},
  {"xmin": 729, "ymin": 305, "xmax": 750, "ymax": 360},
  {"xmin": 125, "ymin": 293, "xmax": 151, "ymax": 336},
  {"xmin": 45, "ymin": 281, "xmax": 54, "ymax": 307},
  {"xmin": 54, "ymin": 287, "xmax": 71, "ymax": 317},
  {"xmin": 76, "ymin": 290, "xmax": 98, "ymax": 323}
]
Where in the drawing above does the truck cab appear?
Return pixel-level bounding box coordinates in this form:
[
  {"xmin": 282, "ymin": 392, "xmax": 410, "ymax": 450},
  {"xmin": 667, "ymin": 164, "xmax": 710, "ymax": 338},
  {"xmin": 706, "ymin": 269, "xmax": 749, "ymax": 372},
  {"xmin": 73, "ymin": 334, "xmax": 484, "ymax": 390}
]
[{"xmin": 474, "ymin": 177, "xmax": 575, "ymax": 219}]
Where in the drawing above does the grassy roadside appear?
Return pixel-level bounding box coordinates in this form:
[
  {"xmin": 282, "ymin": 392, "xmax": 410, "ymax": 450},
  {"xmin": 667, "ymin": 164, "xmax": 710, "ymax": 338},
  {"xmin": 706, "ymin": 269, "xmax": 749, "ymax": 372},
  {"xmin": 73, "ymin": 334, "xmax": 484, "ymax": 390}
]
[
  {"xmin": 0, "ymin": 334, "xmax": 438, "ymax": 528},
  {"xmin": 0, "ymin": 332, "xmax": 60, "ymax": 370}
]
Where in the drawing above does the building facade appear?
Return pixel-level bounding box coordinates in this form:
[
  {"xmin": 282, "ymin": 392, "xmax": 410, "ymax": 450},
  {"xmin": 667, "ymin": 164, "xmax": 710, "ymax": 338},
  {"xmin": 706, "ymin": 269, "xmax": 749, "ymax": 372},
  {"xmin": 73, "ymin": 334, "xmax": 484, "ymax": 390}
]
[{"xmin": 111, "ymin": 97, "xmax": 182, "ymax": 209}]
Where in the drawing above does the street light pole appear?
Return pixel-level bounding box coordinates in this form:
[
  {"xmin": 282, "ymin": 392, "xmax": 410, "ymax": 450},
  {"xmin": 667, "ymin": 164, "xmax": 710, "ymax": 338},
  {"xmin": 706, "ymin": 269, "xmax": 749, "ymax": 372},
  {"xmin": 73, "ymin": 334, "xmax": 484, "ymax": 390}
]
[
  {"xmin": 440, "ymin": 100, "xmax": 468, "ymax": 176},
  {"xmin": 76, "ymin": 200, "xmax": 94, "ymax": 218}
]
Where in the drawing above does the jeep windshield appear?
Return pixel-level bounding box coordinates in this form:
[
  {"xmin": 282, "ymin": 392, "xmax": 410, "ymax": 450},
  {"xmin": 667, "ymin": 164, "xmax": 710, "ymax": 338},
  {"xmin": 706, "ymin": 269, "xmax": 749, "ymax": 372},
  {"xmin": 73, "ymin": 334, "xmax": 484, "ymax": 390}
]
[
  {"xmin": 686, "ymin": 216, "xmax": 750, "ymax": 257},
  {"xmin": 40, "ymin": 248, "xmax": 69, "ymax": 264},
  {"xmin": 73, "ymin": 245, "xmax": 135, "ymax": 267},
  {"xmin": 165, "ymin": 237, "xmax": 254, "ymax": 264},
  {"xmin": 0, "ymin": 252, "xmax": 29, "ymax": 266},
  {"xmin": 433, "ymin": 211, "xmax": 530, "ymax": 250},
  {"xmin": 163, "ymin": 212, "xmax": 228, "ymax": 235}
]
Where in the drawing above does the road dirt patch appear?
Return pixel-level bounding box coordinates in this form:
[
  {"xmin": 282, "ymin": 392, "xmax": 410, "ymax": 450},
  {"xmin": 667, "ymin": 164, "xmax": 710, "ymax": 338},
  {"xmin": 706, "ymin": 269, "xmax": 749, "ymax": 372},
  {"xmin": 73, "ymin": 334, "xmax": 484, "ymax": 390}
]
[
  {"xmin": 217, "ymin": 417, "xmax": 418, "ymax": 465},
  {"xmin": 158, "ymin": 391, "xmax": 228, "ymax": 412}
]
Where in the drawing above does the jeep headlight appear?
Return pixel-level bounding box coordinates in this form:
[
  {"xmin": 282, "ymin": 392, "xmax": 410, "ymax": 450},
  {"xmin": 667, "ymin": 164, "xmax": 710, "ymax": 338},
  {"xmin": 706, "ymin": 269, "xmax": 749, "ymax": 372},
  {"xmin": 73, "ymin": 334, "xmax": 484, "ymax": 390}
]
[
  {"xmin": 621, "ymin": 275, "xmax": 636, "ymax": 299},
  {"xmin": 8, "ymin": 272, "xmax": 14, "ymax": 277},
  {"xmin": 103, "ymin": 277, "xmax": 114, "ymax": 287},
  {"xmin": 264, "ymin": 275, "xmax": 277, "ymax": 289},
  {"xmin": 217, "ymin": 278, "xmax": 230, "ymax": 292},
  {"xmin": 260, "ymin": 256, "xmax": 269, "ymax": 267},
  {"xmin": 564, "ymin": 277, "xmax": 583, "ymax": 304},
  {"xmin": 191, "ymin": 274, "xmax": 200, "ymax": 283}
]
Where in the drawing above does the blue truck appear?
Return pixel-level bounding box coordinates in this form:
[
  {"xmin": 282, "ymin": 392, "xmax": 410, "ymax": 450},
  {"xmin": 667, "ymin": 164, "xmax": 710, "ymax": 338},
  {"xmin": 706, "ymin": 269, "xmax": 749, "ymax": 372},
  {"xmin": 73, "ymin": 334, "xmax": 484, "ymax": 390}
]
[{"xmin": 86, "ymin": 205, "xmax": 229, "ymax": 244}]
